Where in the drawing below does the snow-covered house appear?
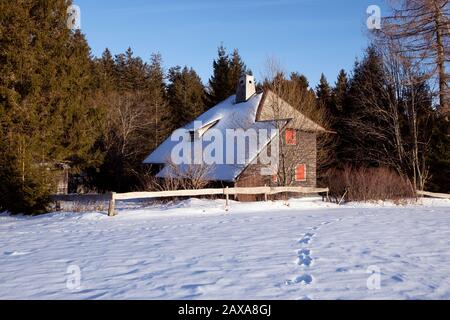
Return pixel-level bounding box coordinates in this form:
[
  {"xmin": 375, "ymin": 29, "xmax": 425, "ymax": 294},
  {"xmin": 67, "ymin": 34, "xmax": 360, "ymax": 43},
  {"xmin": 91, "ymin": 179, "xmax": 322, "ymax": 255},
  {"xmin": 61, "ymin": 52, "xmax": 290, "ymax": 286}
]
[{"xmin": 143, "ymin": 74, "xmax": 326, "ymax": 199}]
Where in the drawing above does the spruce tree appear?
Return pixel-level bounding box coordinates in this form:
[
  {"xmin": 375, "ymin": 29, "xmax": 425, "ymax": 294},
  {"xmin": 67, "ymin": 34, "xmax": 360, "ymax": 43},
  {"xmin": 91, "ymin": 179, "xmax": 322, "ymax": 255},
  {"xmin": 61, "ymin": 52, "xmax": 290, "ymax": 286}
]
[
  {"xmin": 0, "ymin": 0, "xmax": 103, "ymax": 214},
  {"xmin": 316, "ymin": 74, "xmax": 332, "ymax": 108},
  {"xmin": 342, "ymin": 46, "xmax": 394, "ymax": 166},
  {"xmin": 332, "ymin": 70, "xmax": 349, "ymax": 113},
  {"xmin": 330, "ymin": 69, "xmax": 350, "ymax": 167},
  {"xmin": 206, "ymin": 45, "xmax": 247, "ymax": 108},
  {"xmin": 147, "ymin": 53, "xmax": 170, "ymax": 146},
  {"xmin": 168, "ymin": 66, "xmax": 205, "ymax": 128},
  {"xmin": 94, "ymin": 48, "xmax": 116, "ymax": 92},
  {"xmin": 229, "ymin": 49, "xmax": 247, "ymax": 90},
  {"xmin": 207, "ymin": 45, "xmax": 230, "ymax": 107}
]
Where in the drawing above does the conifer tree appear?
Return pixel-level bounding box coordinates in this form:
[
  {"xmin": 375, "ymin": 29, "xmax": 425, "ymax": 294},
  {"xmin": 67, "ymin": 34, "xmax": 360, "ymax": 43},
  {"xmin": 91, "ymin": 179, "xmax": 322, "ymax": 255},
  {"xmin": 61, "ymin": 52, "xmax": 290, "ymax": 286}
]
[
  {"xmin": 94, "ymin": 48, "xmax": 116, "ymax": 92},
  {"xmin": 206, "ymin": 45, "xmax": 247, "ymax": 108},
  {"xmin": 207, "ymin": 46, "xmax": 230, "ymax": 107},
  {"xmin": 147, "ymin": 53, "xmax": 170, "ymax": 146},
  {"xmin": 332, "ymin": 70, "xmax": 349, "ymax": 114},
  {"xmin": 316, "ymin": 74, "xmax": 332, "ymax": 109},
  {"xmin": 168, "ymin": 66, "xmax": 205, "ymax": 128},
  {"xmin": 229, "ymin": 49, "xmax": 247, "ymax": 90},
  {"xmin": 341, "ymin": 47, "xmax": 391, "ymax": 166},
  {"xmin": 0, "ymin": 0, "xmax": 102, "ymax": 213}
]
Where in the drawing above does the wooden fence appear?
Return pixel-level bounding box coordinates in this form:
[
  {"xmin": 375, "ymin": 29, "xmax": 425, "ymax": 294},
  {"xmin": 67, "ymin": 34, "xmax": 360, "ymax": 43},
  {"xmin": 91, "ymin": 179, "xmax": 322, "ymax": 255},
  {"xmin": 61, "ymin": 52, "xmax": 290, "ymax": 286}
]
[
  {"xmin": 416, "ymin": 190, "xmax": 450, "ymax": 200},
  {"xmin": 51, "ymin": 186, "xmax": 330, "ymax": 217}
]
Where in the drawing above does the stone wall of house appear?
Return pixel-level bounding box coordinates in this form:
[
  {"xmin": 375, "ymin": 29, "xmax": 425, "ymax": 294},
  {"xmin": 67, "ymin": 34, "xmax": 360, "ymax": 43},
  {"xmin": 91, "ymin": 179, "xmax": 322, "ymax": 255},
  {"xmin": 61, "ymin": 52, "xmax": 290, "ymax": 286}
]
[
  {"xmin": 235, "ymin": 130, "xmax": 317, "ymax": 201},
  {"xmin": 282, "ymin": 130, "xmax": 317, "ymax": 188}
]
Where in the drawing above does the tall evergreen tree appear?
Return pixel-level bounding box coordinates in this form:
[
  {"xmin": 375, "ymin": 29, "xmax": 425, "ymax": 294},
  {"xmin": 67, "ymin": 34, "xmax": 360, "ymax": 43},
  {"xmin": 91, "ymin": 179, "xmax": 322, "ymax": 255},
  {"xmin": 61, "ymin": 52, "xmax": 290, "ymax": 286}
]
[
  {"xmin": 206, "ymin": 45, "xmax": 247, "ymax": 108},
  {"xmin": 332, "ymin": 70, "xmax": 349, "ymax": 114},
  {"xmin": 168, "ymin": 66, "xmax": 205, "ymax": 128},
  {"xmin": 115, "ymin": 47, "xmax": 148, "ymax": 92},
  {"xmin": 341, "ymin": 46, "xmax": 393, "ymax": 166},
  {"xmin": 147, "ymin": 53, "xmax": 170, "ymax": 146},
  {"xmin": 94, "ymin": 48, "xmax": 116, "ymax": 92},
  {"xmin": 207, "ymin": 45, "xmax": 230, "ymax": 107},
  {"xmin": 316, "ymin": 74, "xmax": 332, "ymax": 108},
  {"xmin": 229, "ymin": 49, "xmax": 247, "ymax": 90},
  {"xmin": 329, "ymin": 69, "xmax": 350, "ymax": 167},
  {"xmin": 0, "ymin": 0, "xmax": 102, "ymax": 213}
]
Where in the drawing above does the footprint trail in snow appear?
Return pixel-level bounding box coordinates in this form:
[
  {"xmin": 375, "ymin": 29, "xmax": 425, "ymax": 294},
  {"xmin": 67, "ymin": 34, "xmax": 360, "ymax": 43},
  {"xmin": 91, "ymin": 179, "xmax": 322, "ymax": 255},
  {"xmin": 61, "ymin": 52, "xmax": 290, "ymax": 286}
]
[{"xmin": 287, "ymin": 217, "xmax": 346, "ymax": 287}]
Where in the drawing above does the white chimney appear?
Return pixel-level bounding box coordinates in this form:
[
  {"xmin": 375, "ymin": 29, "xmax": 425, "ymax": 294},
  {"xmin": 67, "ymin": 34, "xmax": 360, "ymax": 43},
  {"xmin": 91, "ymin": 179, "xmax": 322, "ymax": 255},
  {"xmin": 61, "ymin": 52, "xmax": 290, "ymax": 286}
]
[{"xmin": 235, "ymin": 74, "xmax": 256, "ymax": 103}]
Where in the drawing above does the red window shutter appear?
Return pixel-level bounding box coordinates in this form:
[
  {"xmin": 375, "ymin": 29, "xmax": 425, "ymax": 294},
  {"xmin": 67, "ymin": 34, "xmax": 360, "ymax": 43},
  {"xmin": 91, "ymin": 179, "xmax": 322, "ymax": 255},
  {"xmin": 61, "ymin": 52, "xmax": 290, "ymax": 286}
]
[
  {"xmin": 285, "ymin": 129, "xmax": 297, "ymax": 145},
  {"xmin": 295, "ymin": 164, "xmax": 306, "ymax": 181}
]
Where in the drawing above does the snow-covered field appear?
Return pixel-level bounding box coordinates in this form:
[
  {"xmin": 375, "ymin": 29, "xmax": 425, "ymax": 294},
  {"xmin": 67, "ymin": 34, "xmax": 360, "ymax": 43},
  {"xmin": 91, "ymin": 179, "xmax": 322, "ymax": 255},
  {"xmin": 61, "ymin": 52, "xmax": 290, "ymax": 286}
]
[{"xmin": 1, "ymin": 197, "xmax": 450, "ymax": 300}]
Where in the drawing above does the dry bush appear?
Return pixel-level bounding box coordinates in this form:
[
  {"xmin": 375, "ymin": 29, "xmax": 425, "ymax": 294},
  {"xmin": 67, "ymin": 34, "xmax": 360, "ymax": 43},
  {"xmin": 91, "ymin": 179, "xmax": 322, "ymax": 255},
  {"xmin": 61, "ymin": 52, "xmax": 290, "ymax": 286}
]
[
  {"xmin": 139, "ymin": 162, "xmax": 212, "ymax": 191},
  {"xmin": 324, "ymin": 166, "xmax": 416, "ymax": 202}
]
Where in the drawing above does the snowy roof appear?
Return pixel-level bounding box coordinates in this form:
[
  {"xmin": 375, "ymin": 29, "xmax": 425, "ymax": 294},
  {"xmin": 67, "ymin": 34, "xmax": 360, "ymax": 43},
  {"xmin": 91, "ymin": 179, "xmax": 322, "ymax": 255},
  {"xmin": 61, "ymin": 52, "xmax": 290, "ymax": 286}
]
[
  {"xmin": 143, "ymin": 90, "xmax": 324, "ymax": 182},
  {"xmin": 144, "ymin": 92, "xmax": 280, "ymax": 182}
]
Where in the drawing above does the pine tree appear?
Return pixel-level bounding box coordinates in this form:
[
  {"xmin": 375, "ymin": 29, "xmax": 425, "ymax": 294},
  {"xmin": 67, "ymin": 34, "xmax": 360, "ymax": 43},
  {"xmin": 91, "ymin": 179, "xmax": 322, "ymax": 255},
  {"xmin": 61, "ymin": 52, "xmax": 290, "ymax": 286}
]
[
  {"xmin": 206, "ymin": 45, "xmax": 247, "ymax": 108},
  {"xmin": 329, "ymin": 69, "xmax": 350, "ymax": 167},
  {"xmin": 168, "ymin": 66, "xmax": 205, "ymax": 128},
  {"xmin": 229, "ymin": 49, "xmax": 247, "ymax": 90},
  {"xmin": 0, "ymin": 0, "xmax": 103, "ymax": 213},
  {"xmin": 341, "ymin": 46, "xmax": 398, "ymax": 167},
  {"xmin": 207, "ymin": 45, "xmax": 230, "ymax": 107},
  {"xmin": 332, "ymin": 70, "xmax": 349, "ymax": 113},
  {"xmin": 316, "ymin": 74, "xmax": 332, "ymax": 108},
  {"xmin": 115, "ymin": 47, "xmax": 148, "ymax": 92},
  {"xmin": 147, "ymin": 53, "xmax": 170, "ymax": 147},
  {"xmin": 94, "ymin": 48, "xmax": 116, "ymax": 92}
]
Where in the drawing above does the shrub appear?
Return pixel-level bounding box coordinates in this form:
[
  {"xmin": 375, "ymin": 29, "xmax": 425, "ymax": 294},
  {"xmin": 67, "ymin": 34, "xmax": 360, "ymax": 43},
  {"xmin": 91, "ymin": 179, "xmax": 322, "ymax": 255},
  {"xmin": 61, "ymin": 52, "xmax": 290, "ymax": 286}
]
[
  {"xmin": 0, "ymin": 156, "xmax": 53, "ymax": 215},
  {"xmin": 324, "ymin": 166, "xmax": 415, "ymax": 202}
]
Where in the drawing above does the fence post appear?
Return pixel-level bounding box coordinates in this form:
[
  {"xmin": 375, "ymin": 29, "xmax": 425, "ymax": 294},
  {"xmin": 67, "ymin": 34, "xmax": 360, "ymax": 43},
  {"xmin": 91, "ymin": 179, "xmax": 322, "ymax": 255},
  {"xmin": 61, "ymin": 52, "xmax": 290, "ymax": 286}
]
[
  {"xmin": 108, "ymin": 192, "xmax": 116, "ymax": 217},
  {"xmin": 225, "ymin": 186, "xmax": 230, "ymax": 211},
  {"xmin": 264, "ymin": 184, "xmax": 268, "ymax": 202}
]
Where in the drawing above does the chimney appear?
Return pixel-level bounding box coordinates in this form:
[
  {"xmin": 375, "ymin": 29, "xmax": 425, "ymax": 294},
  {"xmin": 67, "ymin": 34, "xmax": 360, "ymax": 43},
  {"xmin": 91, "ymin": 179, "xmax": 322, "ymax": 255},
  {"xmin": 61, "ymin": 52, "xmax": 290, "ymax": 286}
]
[{"xmin": 235, "ymin": 74, "xmax": 256, "ymax": 103}]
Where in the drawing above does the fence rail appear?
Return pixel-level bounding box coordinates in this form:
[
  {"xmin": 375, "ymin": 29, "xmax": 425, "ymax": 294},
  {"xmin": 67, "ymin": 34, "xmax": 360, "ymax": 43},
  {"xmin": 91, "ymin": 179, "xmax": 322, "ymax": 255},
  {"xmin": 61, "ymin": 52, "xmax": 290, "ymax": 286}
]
[
  {"xmin": 51, "ymin": 186, "xmax": 329, "ymax": 217},
  {"xmin": 416, "ymin": 190, "xmax": 450, "ymax": 200}
]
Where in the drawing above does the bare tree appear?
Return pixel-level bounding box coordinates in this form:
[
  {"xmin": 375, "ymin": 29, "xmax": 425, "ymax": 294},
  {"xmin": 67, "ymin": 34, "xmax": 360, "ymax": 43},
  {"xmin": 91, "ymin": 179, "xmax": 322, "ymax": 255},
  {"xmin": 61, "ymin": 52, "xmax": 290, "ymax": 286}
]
[
  {"xmin": 348, "ymin": 43, "xmax": 433, "ymax": 190},
  {"xmin": 103, "ymin": 91, "xmax": 154, "ymax": 163},
  {"xmin": 380, "ymin": 0, "xmax": 449, "ymax": 115},
  {"xmin": 260, "ymin": 58, "xmax": 333, "ymax": 186}
]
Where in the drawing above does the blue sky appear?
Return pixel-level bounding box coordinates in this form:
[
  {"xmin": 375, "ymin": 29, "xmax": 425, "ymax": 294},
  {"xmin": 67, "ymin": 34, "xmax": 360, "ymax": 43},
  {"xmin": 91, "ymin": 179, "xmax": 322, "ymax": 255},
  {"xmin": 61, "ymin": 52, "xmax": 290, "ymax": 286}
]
[{"xmin": 75, "ymin": 0, "xmax": 389, "ymax": 88}]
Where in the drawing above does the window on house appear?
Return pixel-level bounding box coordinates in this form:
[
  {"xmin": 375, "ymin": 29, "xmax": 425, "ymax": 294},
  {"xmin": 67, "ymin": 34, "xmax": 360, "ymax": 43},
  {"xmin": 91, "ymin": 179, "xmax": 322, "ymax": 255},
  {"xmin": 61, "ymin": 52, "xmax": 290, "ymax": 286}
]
[
  {"xmin": 285, "ymin": 129, "xmax": 297, "ymax": 145},
  {"xmin": 273, "ymin": 175, "xmax": 278, "ymax": 184},
  {"xmin": 295, "ymin": 164, "xmax": 306, "ymax": 182}
]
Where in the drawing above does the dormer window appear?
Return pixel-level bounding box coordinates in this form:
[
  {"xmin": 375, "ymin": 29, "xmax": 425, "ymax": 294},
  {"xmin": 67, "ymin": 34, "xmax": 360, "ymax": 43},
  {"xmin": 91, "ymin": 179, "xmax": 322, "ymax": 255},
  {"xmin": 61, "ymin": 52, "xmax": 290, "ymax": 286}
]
[
  {"xmin": 189, "ymin": 119, "xmax": 221, "ymax": 142},
  {"xmin": 189, "ymin": 130, "xmax": 196, "ymax": 141}
]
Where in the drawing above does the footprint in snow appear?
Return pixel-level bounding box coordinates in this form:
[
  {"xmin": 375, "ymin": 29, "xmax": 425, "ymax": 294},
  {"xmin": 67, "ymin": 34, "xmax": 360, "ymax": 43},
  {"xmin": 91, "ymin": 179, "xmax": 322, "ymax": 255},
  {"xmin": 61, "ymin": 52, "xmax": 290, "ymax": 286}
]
[
  {"xmin": 296, "ymin": 249, "xmax": 313, "ymax": 267},
  {"xmin": 286, "ymin": 274, "xmax": 314, "ymax": 286},
  {"xmin": 298, "ymin": 233, "xmax": 315, "ymax": 244}
]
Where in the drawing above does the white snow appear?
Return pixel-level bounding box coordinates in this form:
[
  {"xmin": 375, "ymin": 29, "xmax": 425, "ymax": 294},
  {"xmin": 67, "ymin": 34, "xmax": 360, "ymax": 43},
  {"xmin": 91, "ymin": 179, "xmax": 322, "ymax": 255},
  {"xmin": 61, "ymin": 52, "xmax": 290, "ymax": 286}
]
[{"xmin": 1, "ymin": 197, "xmax": 450, "ymax": 300}]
